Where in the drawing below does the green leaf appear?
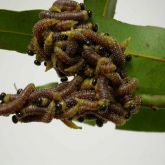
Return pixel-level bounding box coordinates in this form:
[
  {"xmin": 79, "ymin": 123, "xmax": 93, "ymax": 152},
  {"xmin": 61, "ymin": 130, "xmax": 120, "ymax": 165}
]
[
  {"xmin": 0, "ymin": 10, "xmax": 40, "ymax": 53},
  {"xmin": 84, "ymin": 0, "xmax": 117, "ymax": 18}
]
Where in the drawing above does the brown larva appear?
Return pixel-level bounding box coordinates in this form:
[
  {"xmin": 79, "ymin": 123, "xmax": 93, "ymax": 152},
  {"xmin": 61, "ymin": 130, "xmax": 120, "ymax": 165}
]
[
  {"xmin": 28, "ymin": 90, "xmax": 56, "ymax": 102},
  {"xmin": 59, "ymin": 76, "xmax": 83, "ymax": 98},
  {"xmin": 17, "ymin": 106, "xmax": 47, "ymax": 119},
  {"xmin": 98, "ymin": 111, "xmax": 126, "ymax": 126},
  {"xmin": 13, "ymin": 115, "xmax": 44, "ymax": 123},
  {"xmin": 33, "ymin": 19, "xmax": 59, "ymax": 45},
  {"xmin": 70, "ymin": 32, "xmax": 91, "ymax": 46},
  {"xmin": 108, "ymin": 104, "xmax": 127, "ymax": 116},
  {"xmin": 64, "ymin": 90, "xmax": 96, "ymax": 108},
  {"xmin": 50, "ymin": 0, "xmax": 81, "ymax": 12},
  {"xmin": 39, "ymin": 10, "xmax": 91, "ymax": 21},
  {"xmin": 41, "ymin": 101, "xmax": 55, "ymax": 123},
  {"xmin": 0, "ymin": 84, "xmax": 35, "ymax": 115},
  {"xmin": 76, "ymin": 23, "xmax": 98, "ymax": 32},
  {"xmin": 108, "ymin": 73, "xmax": 123, "ymax": 86},
  {"xmin": 64, "ymin": 41, "xmax": 79, "ymax": 57},
  {"xmin": 95, "ymin": 76, "xmax": 111, "ymax": 100},
  {"xmin": 3, "ymin": 94, "xmax": 17, "ymax": 104},
  {"xmin": 117, "ymin": 79, "xmax": 138, "ymax": 96},
  {"xmin": 55, "ymin": 20, "xmax": 78, "ymax": 31},
  {"xmin": 82, "ymin": 46, "xmax": 100, "ymax": 66}
]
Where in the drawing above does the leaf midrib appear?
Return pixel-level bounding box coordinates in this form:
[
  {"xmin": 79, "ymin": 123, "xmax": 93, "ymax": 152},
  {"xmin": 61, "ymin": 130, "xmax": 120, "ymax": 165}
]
[{"xmin": 0, "ymin": 29, "xmax": 32, "ymax": 36}]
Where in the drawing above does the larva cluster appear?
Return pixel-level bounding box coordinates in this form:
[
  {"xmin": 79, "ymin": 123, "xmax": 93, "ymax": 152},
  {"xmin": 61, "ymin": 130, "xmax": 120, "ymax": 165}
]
[{"xmin": 0, "ymin": 0, "xmax": 141, "ymax": 129}]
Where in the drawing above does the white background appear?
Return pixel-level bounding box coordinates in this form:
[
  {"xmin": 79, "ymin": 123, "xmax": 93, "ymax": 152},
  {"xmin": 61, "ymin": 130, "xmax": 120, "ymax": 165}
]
[{"xmin": 0, "ymin": 0, "xmax": 165, "ymax": 165}]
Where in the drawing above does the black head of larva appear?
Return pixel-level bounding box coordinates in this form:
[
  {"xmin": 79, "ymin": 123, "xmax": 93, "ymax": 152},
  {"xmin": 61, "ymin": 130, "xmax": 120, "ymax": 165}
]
[
  {"xmin": 12, "ymin": 115, "xmax": 18, "ymax": 124},
  {"xmin": 125, "ymin": 112, "xmax": 131, "ymax": 119},
  {"xmin": 80, "ymin": 3, "xmax": 85, "ymax": 10},
  {"xmin": 87, "ymin": 10, "xmax": 93, "ymax": 17},
  {"xmin": 99, "ymin": 104, "xmax": 109, "ymax": 113},
  {"xmin": 0, "ymin": 92, "xmax": 6, "ymax": 101},
  {"xmin": 98, "ymin": 47, "xmax": 107, "ymax": 55},
  {"xmin": 61, "ymin": 35, "xmax": 68, "ymax": 40},
  {"xmin": 55, "ymin": 102, "xmax": 62, "ymax": 114},
  {"xmin": 34, "ymin": 60, "xmax": 41, "ymax": 66},
  {"xmin": 17, "ymin": 89, "xmax": 23, "ymax": 95},
  {"xmin": 96, "ymin": 118, "xmax": 104, "ymax": 127},
  {"xmin": 104, "ymin": 33, "xmax": 109, "ymax": 36},
  {"xmin": 125, "ymin": 55, "xmax": 132, "ymax": 62},
  {"xmin": 61, "ymin": 76, "xmax": 68, "ymax": 82},
  {"xmin": 44, "ymin": 62, "xmax": 47, "ymax": 66},
  {"xmin": 92, "ymin": 78, "xmax": 97, "ymax": 86},
  {"xmin": 27, "ymin": 49, "xmax": 34, "ymax": 56},
  {"xmin": 16, "ymin": 112, "xmax": 23, "ymax": 118},
  {"xmin": 36, "ymin": 98, "xmax": 42, "ymax": 107},
  {"xmin": 84, "ymin": 39, "xmax": 92, "ymax": 46},
  {"xmin": 79, "ymin": 39, "xmax": 92, "ymax": 46},
  {"xmin": 129, "ymin": 104, "xmax": 136, "ymax": 113},
  {"xmin": 78, "ymin": 117, "xmax": 84, "ymax": 123},
  {"xmin": 92, "ymin": 24, "xmax": 98, "ymax": 32}
]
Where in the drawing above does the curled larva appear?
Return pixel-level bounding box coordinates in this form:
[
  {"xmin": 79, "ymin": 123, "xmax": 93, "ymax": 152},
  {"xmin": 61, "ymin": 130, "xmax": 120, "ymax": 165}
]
[
  {"xmin": 0, "ymin": 84, "xmax": 35, "ymax": 115},
  {"xmin": 63, "ymin": 41, "xmax": 79, "ymax": 57},
  {"xmin": 33, "ymin": 19, "xmax": 59, "ymax": 45},
  {"xmin": 39, "ymin": 10, "xmax": 91, "ymax": 21},
  {"xmin": 108, "ymin": 73, "xmax": 123, "ymax": 86},
  {"xmin": 117, "ymin": 79, "xmax": 138, "ymax": 96},
  {"xmin": 82, "ymin": 46, "xmax": 101, "ymax": 66},
  {"xmin": 50, "ymin": 0, "xmax": 81, "ymax": 12},
  {"xmin": 83, "ymin": 30, "xmax": 125, "ymax": 66}
]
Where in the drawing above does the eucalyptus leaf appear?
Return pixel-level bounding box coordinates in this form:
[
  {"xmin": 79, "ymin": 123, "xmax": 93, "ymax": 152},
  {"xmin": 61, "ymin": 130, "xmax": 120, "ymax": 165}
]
[
  {"xmin": 85, "ymin": 0, "xmax": 117, "ymax": 18},
  {"xmin": 0, "ymin": 10, "xmax": 40, "ymax": 53}
]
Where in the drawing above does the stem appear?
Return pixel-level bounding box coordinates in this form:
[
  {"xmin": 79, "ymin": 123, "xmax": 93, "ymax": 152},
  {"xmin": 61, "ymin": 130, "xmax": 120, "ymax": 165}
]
[
  {"xmin": 141, "ymin": 94, "xmax": 165, "ymax": 109},
  {"xmin": 125, "ymin": 51, "xmax": 165, "ymax": 62},
  {"xmin": 103, "ymin": 0, "xmax": 117, "ymax": 18}
]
